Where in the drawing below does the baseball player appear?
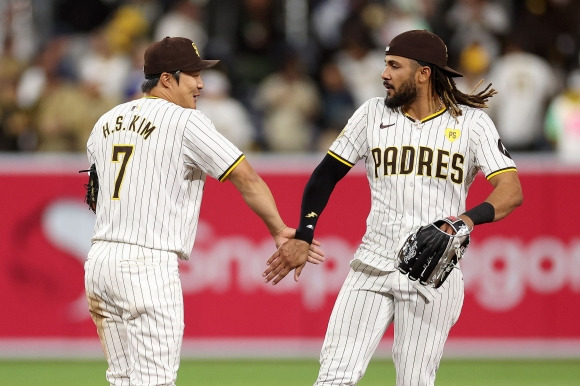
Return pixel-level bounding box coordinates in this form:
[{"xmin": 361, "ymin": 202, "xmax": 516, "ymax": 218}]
[
  {"xmin": 264, "ymin": 30, "xmax": 523, "ymax": 385},
  {"xmin": 83, "ymin": 37, "xmax": 323, "ymax": 385}
]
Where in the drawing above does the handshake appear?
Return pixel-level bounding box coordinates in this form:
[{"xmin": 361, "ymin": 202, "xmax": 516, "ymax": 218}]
[{"xmin": 262, "ymin": 227, "xmax": 325, "ymax": 285}]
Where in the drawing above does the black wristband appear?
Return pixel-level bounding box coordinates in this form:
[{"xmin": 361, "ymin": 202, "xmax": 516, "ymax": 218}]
[
  {"xmin": 294, "ymin": 225, "xmax": 314, "ymax": 244},
  {"xmin": 462, "ymin": 202, "xmax": 495, "ymax": 225}
]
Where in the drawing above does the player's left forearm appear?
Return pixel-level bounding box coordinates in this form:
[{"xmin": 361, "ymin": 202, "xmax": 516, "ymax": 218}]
[{"xmin": 461, "ymin": 171, "xmax": 523, "ymax": 227}]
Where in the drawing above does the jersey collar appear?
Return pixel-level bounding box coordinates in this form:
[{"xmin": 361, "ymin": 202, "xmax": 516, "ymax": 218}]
[{"xmin": 404, "ymin": 105, "xmax": 447, "ymax": 123}]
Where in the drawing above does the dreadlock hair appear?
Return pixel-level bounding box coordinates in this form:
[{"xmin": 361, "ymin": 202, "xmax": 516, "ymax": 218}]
[{"xmin": 417, "ymin": 60, "xmax": 497, "ymax": 120}]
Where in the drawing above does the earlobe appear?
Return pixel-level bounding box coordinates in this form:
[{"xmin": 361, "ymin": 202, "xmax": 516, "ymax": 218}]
[
  {"xmin": 418, "ymin": 67, "xmax": 431, "ymax": 83},
  {"xmin": 160, "ymin": 73, "xmax": 172, "ymax": 87}
]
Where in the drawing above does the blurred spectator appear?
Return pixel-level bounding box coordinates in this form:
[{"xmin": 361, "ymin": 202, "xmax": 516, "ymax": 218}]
[
  {"xmin": 0, "ymin": 0, "xmax": 37, "ymax": 62},
  {"xmin": 27, "ymin": 37, "xmax": 118, "ymax": 152},
  {"xmin": 30, "ymin": 0, "xmax": 54, "ymax": 50},
  {"xmin": 544, "ymin": 68, "xmax": 580, "ymax": 162},
  {"xmin": 123, "ymin": 38, "xmax": 149, "ymax": 101},
  {"xmin": 34, "ymin": 79, "xmax": 117, "ymax": 152},
  {"xmin": 72, "ymin": 3, "xmax": 149, "ymax": 102},
  {"xmin": 333, "ymin": 15, "xmax": 385, "ymax": 106},
  {"xmin": 315, "ymin": 59, "xmax": 355, "ymax": 151},
  {"xmin": 104, "ymin": 2, "xmax": 151, "ymax": 55},
  {"xmin": 153, "ymin": 0, "xmax": 208, "ymax": 51},
  {"xmin": 1, "ymin": 0, "xmax": 580, "ymax": 154},
  {"xmin": 510, "ymin": 0, "xmax": 580, "ymax": 73},
  {"xmin": 0, "ymin": 40, "xmax": 34, "ymax": 151},
  {"xmin": 77, "ymin": 28, "xmax": 131, "ymax": 103},
  {"xmin": 125, "ymin": 0, "xmax": 164, "ymax": 28},
  {"xmin": 310, "ymin": 0, "xmax": 351, "ymax": 52},
  {"xmin": 197, "ymin": 69, "xmax": 257, "ymax": 151},
  {"xmin": 444, "ymin": 0, "xmax": 510, "ymax": 67},
  {"xmin": 203, "ymin": 0, "xmax": 240, "ymax": 61},
  {"xmin": 374, "ymin": 1, "xmax": 430, "ymax": 47},
  {"xmin": 254, "ymin": 51, "xmax": 321, "ymax": 152},
  {"xmin": 486, "ymin": 39, "xmax": 560, "ymax": 152},
  {"xmin": 15, "ymin": 36, "xmax": 76, "ymax": 109},
  {"xmin": 229, "ymin": 0, "xmax": 285, "ymax": 103},
  {"xmin": 0, "ymin": 108, "xmax": 35, "ymax": 151},
  {"xmin": 454, "ymin": 40, "xmax": 492, "ymax": 95}
]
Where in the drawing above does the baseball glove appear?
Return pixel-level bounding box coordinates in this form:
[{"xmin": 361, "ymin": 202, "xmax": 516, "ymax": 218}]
[
  {"xmin": 396, "ymin": 217, "xmax": 471, "ymax": 288},
  {"xmin": 79, "ymin": 164, "xmax": 98, "ymax": 213}
]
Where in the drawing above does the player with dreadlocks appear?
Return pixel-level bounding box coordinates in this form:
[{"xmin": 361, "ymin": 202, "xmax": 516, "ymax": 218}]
[
  {"xmin": 416, "ymin": 58, "xmax": 497, "ymax": 118},
  {"xmin": 263, "ymin": 30, "xmax": 522, "ymax": 385}
]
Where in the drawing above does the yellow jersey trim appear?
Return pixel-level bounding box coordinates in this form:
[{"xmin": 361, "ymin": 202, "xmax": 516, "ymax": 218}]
[
  {"xmin": 486, "ymin": 167, "xmax": 517, "ymax": 180},
  {"xmin": 404, "ymin": 106, "xmax": 447, "ymax": 123},
  {"xmin": 328, "ymin": 151, "xmax": 354, "ymax": 168},
  {"xmin": 219, "ymin": 154, "xmax": 246, "ymax": 182}
]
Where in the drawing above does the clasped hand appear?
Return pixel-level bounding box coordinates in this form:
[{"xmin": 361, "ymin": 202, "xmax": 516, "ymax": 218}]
[{"xmin": 263, "ymin": 231, "xmax": 324, "ymax": 285}]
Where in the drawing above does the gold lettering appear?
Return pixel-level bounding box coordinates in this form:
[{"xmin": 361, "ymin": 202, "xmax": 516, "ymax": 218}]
[
  {"xmin": 115, "ymin": 116, "xmax": 123, "ymax": 131},
  {"xmin": 371, "ymin": 148, "xmax": 381, "ymax": 178},
  {"xmin": 368, "ymin": 146, "xmax": 465, "ymax": 183},
  {"xmin": 435, "ymin": 149, "xmax": 450, "ymax": 179},
  {"xmin": 450, "ymin": 153, "xmax": 464, "ymax": 183},
  {"xmin": 102, "ymin": 123, "xmax": 110, "ymax": 138},
  {"xmin": 399, "ymin": 146, "xmax": 415, "ymax": 175},
  {"xmin": 384, "ymin": 147, "xmax": 398, "ymax": 175},
  {"xmin": 140, "ymin": 121, "xmax": 156, "ymax": 140},
  {"xmin": 417, "ymin": 147, "xmax": 433, "ymax": 176},
  {"xmin": 129, "ymin": 115, "xmax": 139, "ymax": 131}
]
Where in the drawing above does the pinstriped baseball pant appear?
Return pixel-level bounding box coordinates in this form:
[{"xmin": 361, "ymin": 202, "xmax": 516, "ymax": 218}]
[
  {"xmin": 315, "ymin": 260, "xmax": 464, "ymax": 386},
  {"xmin": 85, "ymin": 242, "xmax": 184, "ymax": 386}
]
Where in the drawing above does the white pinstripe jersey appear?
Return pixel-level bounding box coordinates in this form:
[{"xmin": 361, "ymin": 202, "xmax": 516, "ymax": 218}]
[
  {"xmin": 87, "ymin": 97, "xmax": 244, "ymax": 260},
  {"xmin": 329, "ymin": 97, "xmax": 517, "ymax": 271}
]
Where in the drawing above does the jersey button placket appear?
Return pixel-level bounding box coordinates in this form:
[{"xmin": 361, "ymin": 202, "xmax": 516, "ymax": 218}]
[
  {"xmin": 408, "ymin": 126, "xmax": 421, "ymax": 223},
  {"xmin": 411, "ymin": 127, "xmax": 419, "ymax": 188},
  {"xmin": 414, "ymin": 125, "xmax": 421, "ymax": 142}
]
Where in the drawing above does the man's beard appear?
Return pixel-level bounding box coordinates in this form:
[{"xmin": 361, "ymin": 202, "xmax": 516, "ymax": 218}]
[{"xmin": 384, "ymin": 77, "xmax": 417, "ymax": 109}]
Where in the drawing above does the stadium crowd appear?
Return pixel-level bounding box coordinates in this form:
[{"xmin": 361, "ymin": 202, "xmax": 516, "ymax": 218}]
[{"xmin": 0, "ymin": 0, "xmax": 579, "ymax": 159}]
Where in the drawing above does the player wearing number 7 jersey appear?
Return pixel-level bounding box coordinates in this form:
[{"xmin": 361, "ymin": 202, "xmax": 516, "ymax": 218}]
[{"xmin": 84, "ymin": 36, "xmax": 323, "ymax": 385}]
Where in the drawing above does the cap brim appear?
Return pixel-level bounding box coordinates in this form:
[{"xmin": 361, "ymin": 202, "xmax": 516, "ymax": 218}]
[
  {"xmin": 182, "ymin": 59, "xmax": 219, "ymax": 72},
  {"xmin": 442, "ymin": 66, "xmax": 463, "ymax": 78}
]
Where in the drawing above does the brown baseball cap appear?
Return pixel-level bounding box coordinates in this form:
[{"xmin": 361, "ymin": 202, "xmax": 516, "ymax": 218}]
[
  {"xmin": 385, "ymin": 30, "xmax": 463, "ymax": 78},
  {"xmin": 143, "ymin": 37, "xmax": 219, "ymax": 78}
]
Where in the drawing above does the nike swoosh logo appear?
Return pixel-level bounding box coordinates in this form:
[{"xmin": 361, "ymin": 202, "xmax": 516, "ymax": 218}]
[{"xmin": 380, "ymin": 123, "xmax": 395, "ymax": 129}]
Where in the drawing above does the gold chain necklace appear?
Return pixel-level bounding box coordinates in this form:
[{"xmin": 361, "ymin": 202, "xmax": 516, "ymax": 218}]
[{"xmin": 435, "ymin": 97, "xmax": 443, "ymax": 113}]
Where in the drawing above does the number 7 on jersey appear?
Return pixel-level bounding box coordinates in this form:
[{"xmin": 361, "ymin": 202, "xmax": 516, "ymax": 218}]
[{"xmin": 112, "ymin": 145, "xmax": 134, "ymax": 200}]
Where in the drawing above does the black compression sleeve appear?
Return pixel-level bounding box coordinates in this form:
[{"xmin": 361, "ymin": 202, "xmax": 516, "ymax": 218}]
[
  {"xmin": 294, "ymin": 153, "xmax": 352, "ymax": 243},
  {"xmin": 462, "ymin": 201, "xmax": 495, "ymax": 225}
]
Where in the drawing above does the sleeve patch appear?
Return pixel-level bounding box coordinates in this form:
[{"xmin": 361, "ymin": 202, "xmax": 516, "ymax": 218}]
[{"xmin": 498, "ymin": 138, "xmax": 512, "ymax": 159}]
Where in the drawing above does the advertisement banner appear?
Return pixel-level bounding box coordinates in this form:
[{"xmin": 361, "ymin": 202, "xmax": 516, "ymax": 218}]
[{"xmin": 1, "ymin": 155, "xmax": 579, "ymax": 354}]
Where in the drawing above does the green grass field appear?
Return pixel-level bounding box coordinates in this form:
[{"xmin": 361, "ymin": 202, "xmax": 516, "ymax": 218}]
[{"xmin": 1, "ymin": 358, "xmax": 578, "ymax": 385}]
